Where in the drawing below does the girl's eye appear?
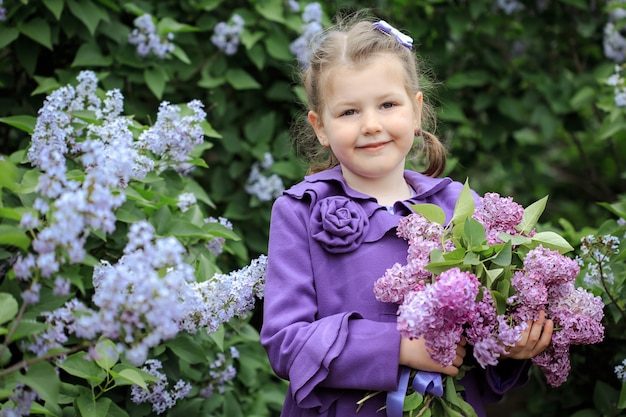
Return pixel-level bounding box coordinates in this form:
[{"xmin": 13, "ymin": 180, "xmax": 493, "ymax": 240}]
[
  {"xmin": 382, "ymin": 102, "xmax": 395, "ymax": 109},
  {"xmin": 341, "ymin": 109, "xmax": 356, "ymax": 116}
]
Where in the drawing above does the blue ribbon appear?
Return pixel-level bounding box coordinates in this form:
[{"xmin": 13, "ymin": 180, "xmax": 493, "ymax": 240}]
[
  {"xmin": 373, "ymin": 20, "xmax": 413, "ymax": 50},
  {"xmin": 386, "ymin": 367, "xmax": 443, "ymax": 417}
]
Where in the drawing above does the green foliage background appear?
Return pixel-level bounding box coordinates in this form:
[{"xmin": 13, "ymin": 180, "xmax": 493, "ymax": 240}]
[{"xmin": 0, "ymin": 0, "xmax": 624, "ymax": 416}]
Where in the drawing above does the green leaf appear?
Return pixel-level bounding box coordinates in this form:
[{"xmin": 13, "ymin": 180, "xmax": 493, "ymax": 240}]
[
  {"xmin": 15, "ymin": 361, "xmax": 59, "ymax": 404},
  {"xmin": 451, "ymin": 180, "xmax": 475, "ymax": 226},
  {"xmin": 0, "ymin": 293, "xmax": 18, "ymax": 325},
  {"xmin": 491, "ymin": 240, "xmax": 512, "ymax": 267},
  {"xmin": 0, "ymin": 225, "xmax": 31, "ymax": 251},
  {"xmin": 171, "ymin": 45, "xmax": 192, "ymax": 65},
  {"xmin": 57, "ymin": 352, "xmax": 106, "ymax": 385},
  {"xmin": 20, "ymin": 18, "xmax": 53, "ymax": 50},
  {"xmin": 110, "ymin": 368, "xmax": 149, "ymax": 390},
  {"xmin": 66, "ymin": 0, "xmax": 109, "ymax": 35},
  {"xmin": 463, "ymin": 217, "xmax": 486, "ymax": 250},
  {"xmin": 569, "ymin": 410, "xmax": 601, "ymax": 417},
  {"xmin": 43, "ymin": 0, "xmax": 65, "ymax": 20},
  {"xmin": 0, "ymin": 160, "xmax": 19, "ymax": 191},
  {"xmin": 76, "ymin": 392, "xmax": 112, "ymax": 417},
  {"xmin": 225, "ymin": 69, "xmax": 261, "ymax": 90},
  {"xmin": 94, "ymin": 338, "xmax": 119, "ymax": 370},
  {"xmin": 403, "ymin": 391, "xmax": 424, "ymax": 410},
  {"xmin": 446, "ymin": 70, "xmax": 490, "ymax": 89},
  {"xmin": 31, "ymin": 76, "xmax": 62, "ymax": 96},
  {"xmin": 593, "ymin": 380, "xmax": 619, "ymax": 416},
  {"xmin": 530, "ymin": 231, "xmax": 574, "ymax": 254},
  {"xmin": 0, "ymin": 27, "xmax": 19, "ymax": 49},
  {"xmin": 490, "ymin": 290, "xmax": 508, "ymax": 315},
  {"xmin": 144, "ymin": 66, "xmax": 168, "ymax": 99},
  {"xmin": 618, "ymin": 381, "xmax": 626, "ymax": 409},
  {"xmin": 255, "ymin": 0, "xmax": 286, "ymax": 23},
  {"xmin": 71, "ymin": 43, "xmax": 113, "ymax": 67},
  {"xmin": 264, "ymin": 31, "xmax": 294, "ymax": 61},
  {"xmin": 0, "ymin": 115, "xmax": 37, "ymax": 134},
  {"xmin": 411, "ymin": 203, "xmax": 446, "ymax": 225},
  {"xmin": 517, "ymin": 195, "xmax": 548, "ymax": 234},
  {"xmin": 165, "ymin": 334, "xmax": 208, "ymax": 364},
  {"xmin": 209, "ymin": 324, "xmax": 225, "ymax": 351},
  {"xmin": 10, "ymin": 320, "xmax": 47, "ymax": 342},
  {"xmin": 485, "ymin": 268, "xmax": 504, "ymax": 287}
]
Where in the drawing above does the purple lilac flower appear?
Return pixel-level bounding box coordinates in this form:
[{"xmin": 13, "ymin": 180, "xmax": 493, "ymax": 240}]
[
  {"xmin": 128, "ymin": 14, "xmax": 175, "ymax": 59},
  {"xmin": 131, "ymin": 359, "xmax": 191, "ymax": 414},
  {"xmin": 287, "ymin": 0, "xmax": 300, "ymax": 12},
  {"xmin": 21, "ymin": 282, "xmax": 41, "ymax": 305},
  {"xmin": 397, "ymin": 268, "xmax": 480, "ymax": 366},
  {"xmin": 0, "ymin": 0, "xmax": 6, "ymax": 22},
  {"xmin": 473, "ymin": 192, "xmax": 526, "ymax": 245},
  {"xmin": 496, "ymin": 0, "xmax": 524, "ymax": 14},
  {"xmin": 211, "ymin": 14, "xmax": 245, "ymax": 55}
]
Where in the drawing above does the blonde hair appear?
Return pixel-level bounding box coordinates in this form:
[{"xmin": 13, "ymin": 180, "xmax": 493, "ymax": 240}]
[{"xmin": 292, "ymin": 12, "xmax": 447, "ymax": 177}]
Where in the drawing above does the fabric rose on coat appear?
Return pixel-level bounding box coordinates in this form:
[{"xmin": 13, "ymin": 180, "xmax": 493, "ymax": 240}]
[{"xmin": 310, "ymin": 196, "xmax": 369, "ymax": 253}]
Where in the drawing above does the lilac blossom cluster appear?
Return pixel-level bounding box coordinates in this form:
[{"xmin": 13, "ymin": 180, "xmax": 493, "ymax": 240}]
[
  {"xmin": 289, "ymin": 2, "xmax": 324, "ymax": 67},
  {"xmin": 0, "ymin": 384, "xmax": 38, "ymax": 417},
  {"xmin": 374, "ymin": 192, "xmax": 605, "ymax": 385},
  {"xmin": 511, "ymin": 246, "xmax": 604, "ymax": 386},
  {"xmin": 199, "ymin": 346, "xmax": 240, "ymax": 397},
  {"xmin": 211, "ymin": 14, "xmax": 245, "ymax": 55},
  {"xmin": 177, "ymin": 192, "xmax": 197, "ymax": 212},
  {"xmin": 578, "ymin": 233, "xmax": 620, "ymax": 287},
  {"xmin": 179, "ymin": 254, "xmax": 267, "ymax": 334},
  {"xmin": 128, "ymin": 14, "xmax": 175, "ymax": 59},
  {"xmin": 30, "ymin": 223, "xmax": 267, "ymax": 365},
  {"xmin": 0, "ymin": 0, "xmax": 6, "ymax": 21},
  {"xmin": 606, "ymin": 65, "xmax": 626, "ymax": 107},
  {"xmin": 13, "ymin": 71, "xmax": 204, "ymax": 306},
  {"xmin": 604, "ymin": 1, "xmax": 626, "ymax": 62},
  {"xmin": 244, "ymin": 152, "xmax": 285, "ymax": 202},
  {"xmin": 616, "ymin": 358, "xmax": 626, "ymax": 382},
  {"xmin": 204, "ymin": 216, "xmax": 233, "ymax": 256},
  {"xmin": 130, "ymin": 359, "xmax": 191, "ymax": 414}
]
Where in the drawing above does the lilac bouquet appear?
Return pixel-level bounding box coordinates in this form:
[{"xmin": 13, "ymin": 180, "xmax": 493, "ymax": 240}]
[{"xmin": 372, "ymin": 181, "xmax": 605, "ymax": 416}]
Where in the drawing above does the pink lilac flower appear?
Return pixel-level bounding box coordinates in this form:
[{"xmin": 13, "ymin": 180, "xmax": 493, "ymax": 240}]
[
  {"xmin": 473, "ymin": 192, "xmax": 525, "ymax": 245},
  {"xmin": 397, "ymin": 268, "xmax": 480, "ymax": 366}
]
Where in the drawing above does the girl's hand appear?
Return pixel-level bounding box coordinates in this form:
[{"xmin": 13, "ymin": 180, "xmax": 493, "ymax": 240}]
[
  {"xmin": 399, "ymin": 336, "xmax": 466, "ymax": 377},
  {"xmin": 501, "ymin": 310, "xmax": 554, "ymax": 360}
]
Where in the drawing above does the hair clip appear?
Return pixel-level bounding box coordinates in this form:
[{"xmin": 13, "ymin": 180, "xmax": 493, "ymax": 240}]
[{"xmin": 373, "ymin": 20, "xmax": 413, "ymax": 50}]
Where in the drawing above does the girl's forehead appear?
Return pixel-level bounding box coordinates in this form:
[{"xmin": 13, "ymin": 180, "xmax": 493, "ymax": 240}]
[{"xmin": 323, "ymin": 55, "xmax": 407, "ymax": 94}]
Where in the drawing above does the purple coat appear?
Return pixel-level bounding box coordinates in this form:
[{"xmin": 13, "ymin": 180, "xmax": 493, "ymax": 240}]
[{"xmin": 260, "ymin": 166, "xmax": 530, "ymax": 417}]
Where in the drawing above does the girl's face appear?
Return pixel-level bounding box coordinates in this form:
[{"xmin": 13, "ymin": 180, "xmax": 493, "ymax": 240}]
[{"xmin": 308, "ymin": 55, "xmax": 422, "ymax": 188}]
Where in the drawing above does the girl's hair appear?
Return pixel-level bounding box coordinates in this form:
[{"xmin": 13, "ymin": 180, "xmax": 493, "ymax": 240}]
[{"xmin": 292, "ymin": 12, "xmax": 447, "ymax": 177}]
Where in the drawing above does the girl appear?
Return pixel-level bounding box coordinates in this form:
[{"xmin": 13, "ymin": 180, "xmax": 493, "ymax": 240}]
[{"xmin": 260, "ymin": 13, "xmax": 553, "ymax": 417}]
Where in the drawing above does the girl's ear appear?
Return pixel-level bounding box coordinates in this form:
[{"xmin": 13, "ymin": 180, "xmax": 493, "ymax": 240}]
[
  {"xmin": 414, "ymin": 91, "xmax": 423, "ymax": 132},
  {"xmin": 308, "ymin": 110, "xmax": 329, "ymax": 147}
]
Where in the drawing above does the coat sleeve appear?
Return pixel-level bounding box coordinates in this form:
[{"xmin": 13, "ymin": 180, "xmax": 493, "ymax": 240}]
[{"xmin": 260, "ymin": 196, "xmax": 402, "ymax": 410}]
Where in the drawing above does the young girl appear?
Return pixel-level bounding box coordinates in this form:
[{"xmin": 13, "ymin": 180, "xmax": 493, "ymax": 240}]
[{"xmin": 260, "ymin": 14, "xmax": 553, "ymax": 417}]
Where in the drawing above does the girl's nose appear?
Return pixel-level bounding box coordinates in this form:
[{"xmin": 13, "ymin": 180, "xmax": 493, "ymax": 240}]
[{"xmin": 361, "ymin": 110, "xmax": 382, "ymax": 135}]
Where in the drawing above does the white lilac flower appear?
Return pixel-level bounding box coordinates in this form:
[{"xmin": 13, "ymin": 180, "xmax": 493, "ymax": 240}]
[
  {"xmin": 496, "ymin": 0, "xmax": 524, "ymax": 14},
  {"xmin": 287, "ymin": 0, "xmax": 300, "ymax": 12},
  {"xmin": 1, "ymin": 384, "xmax": 39, "ymax": 417},
  {"xmin": 290, "ymin": 2, "xmax": 324, "ymax": 67},
  {"xmin": 128, "ymin": 14, "xmax": 175, "ymax": 59},
  {"xmin": 179, "ymin": 255, "xmax": 267, "ymax": 334},
  {"xmin": 177, "ymin": 192, "xmax": 197, "ymax": 212},
  {"xmin": 138, "ymin": 100, "xmax": 207, "ymax": 163},
  {"xmin": 205, "ymin": 216, "xmax": 233, "ymax": 256},
  {"xmin": 604, "ymin": 0, "xmax": 626, "ymax": 63},
  {"xmin": 200, "ymin": 347, "xmax": 240, "ymax": 397},
  {"xmin": 616, "ymin": 358, "xmax": 626, "ymax": 382},
  {"xmin": 211, "ymin": 14, "xmax": 245, "ymax": 55},
  {"xmin": 245, "ymin": 163, "xmax": 285, "ymax": 202},
  {"xmin": 131, "ymin": 359, "xmax": 191, "ymax": 414}
]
